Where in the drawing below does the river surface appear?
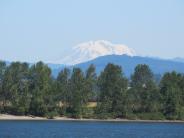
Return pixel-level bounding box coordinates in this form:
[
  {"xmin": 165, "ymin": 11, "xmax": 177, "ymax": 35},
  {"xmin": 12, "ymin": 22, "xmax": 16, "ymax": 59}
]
[{"xmin": 0, "ymin": 120, "xmax": 184, "ymax": 138}]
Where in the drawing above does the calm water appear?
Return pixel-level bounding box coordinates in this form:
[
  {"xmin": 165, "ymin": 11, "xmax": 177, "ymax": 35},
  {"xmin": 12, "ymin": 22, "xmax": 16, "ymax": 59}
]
[{"xmin": 0, "ymin": 121, "xmax": 184, "ymax": 138}]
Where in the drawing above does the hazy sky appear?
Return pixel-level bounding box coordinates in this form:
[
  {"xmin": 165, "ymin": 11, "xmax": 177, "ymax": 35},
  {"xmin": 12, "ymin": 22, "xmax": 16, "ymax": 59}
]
[{"xmin": 0, "ymin": 0, "xmax": 184, "ymax": 62}]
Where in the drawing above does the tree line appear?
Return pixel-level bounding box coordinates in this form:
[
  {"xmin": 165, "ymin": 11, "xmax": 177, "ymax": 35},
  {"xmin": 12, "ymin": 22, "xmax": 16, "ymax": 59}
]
[{"xmin": 0, "ymin": 61, "xmax": 184, "ymax": 120}]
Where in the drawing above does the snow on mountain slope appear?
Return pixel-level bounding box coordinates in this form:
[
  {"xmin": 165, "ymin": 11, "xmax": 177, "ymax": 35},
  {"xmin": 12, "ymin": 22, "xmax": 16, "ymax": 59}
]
[{"xmin": 56, "ymin": 40, "xmax": 136, "ymax": 65}]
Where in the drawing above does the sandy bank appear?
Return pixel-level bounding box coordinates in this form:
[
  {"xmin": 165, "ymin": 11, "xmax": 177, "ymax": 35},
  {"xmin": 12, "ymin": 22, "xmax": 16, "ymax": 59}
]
[
  {"xmin": 0, "ymin": 114, "xmax": 45, "ymax": 120},
  {"xmin": 0, "ymin": 114, "xmax": 184, "ymax": 123}
]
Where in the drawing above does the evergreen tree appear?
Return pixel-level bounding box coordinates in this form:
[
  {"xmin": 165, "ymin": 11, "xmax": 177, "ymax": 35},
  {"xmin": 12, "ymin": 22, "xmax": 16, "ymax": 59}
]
[
  {"xmin": 29, "ymin": 62, "xmax": 53, "ymax": 116},
  {"xmin": 178, "ymin": 75, "xmax": 184, "ymax": 106},
  {"xmin": 85, "ymin": 64, "xmax": 97, "ymax": 102},
  {"xmin": 2, "ymin": 62, "xmax": 30, "ymax": 115},
  {"xmin": 68, "ymin": 68, "xmax": 86, "ymax": 118},
  {"xmin": 0, "ymin": 61, "xmax": 6, "ymax": 113},
  {"xmin": 129, "ymin": 64, "xmax": 159, "ymax": 113},
  {"xmin": 56, "ymin": 68, "xmax": 71, "ymax": 114},
  {"xmin": 96, "ymin": 63, "xmax": 128, "ymax": 118},
  {"xmin": 160, "ymin": 72, "xmax": 184, "ymax": 119}
]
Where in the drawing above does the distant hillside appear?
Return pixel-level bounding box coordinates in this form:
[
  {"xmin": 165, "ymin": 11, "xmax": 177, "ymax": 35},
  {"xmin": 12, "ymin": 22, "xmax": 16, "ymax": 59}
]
[
  {"xmin": 3, "ymin": 55, "xmax": 184, "ymax": 78},
  {"xmin": 172, "ymin": 57, "xmax": 184, "ymax": 63},
  {"xmin": 67, "ymin": 55, "xmax": 184, "ymax": 77}
]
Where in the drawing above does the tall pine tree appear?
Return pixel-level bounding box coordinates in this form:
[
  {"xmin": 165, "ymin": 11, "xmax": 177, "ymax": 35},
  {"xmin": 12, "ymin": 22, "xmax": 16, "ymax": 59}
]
[{"xmin": 96, "ymin": 63, "xmax": 128, "ymax": 118}]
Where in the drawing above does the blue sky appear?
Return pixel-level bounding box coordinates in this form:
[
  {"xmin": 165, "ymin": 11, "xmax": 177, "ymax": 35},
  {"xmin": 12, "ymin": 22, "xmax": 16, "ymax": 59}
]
[{"xmin": 0, "ymin": 0, "xmax": 184, "ymax": 62}]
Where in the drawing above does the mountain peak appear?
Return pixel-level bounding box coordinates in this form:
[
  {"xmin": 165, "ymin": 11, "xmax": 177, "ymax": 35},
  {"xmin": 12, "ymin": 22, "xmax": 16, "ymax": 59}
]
[{"xmin": 57, "ymin": 40, "xmax": 136, "ymax": 65}]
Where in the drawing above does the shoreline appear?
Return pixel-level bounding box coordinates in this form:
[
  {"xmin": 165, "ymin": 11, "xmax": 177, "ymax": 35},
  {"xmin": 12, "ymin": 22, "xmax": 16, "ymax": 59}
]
[{"xmin": 0, "ymin": 114, "xmax": 184, "ymax": 123}]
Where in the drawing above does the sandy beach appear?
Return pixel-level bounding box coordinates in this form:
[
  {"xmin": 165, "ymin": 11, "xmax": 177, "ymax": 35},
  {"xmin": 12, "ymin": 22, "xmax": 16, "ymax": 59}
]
[
  {"xmin": 0, "ymin": 114, "xmax": 46, "ymax": 120},
  {"xmin": 0, "ymin": 114, "xmax": 184, "ymax": 123}
]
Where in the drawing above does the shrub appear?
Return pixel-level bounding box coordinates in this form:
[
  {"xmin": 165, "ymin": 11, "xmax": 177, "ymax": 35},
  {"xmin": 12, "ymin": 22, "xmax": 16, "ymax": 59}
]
[
  {"xmin": 136, "ymin": 112, "xmax": 165, "ymax": 120},
  {"xmin": 45, "ymin": 111, "xmax": 58, "ymax": 119}
]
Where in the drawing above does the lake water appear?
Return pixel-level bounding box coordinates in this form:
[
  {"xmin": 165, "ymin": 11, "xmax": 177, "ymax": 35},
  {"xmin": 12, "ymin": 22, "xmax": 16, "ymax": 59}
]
[{"xmin": 0, "ymin": 121, "xmax": 184, "ymax": 138}]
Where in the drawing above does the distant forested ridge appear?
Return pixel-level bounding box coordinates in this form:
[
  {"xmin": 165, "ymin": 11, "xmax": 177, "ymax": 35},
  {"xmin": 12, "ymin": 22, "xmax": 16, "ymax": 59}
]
[
  {"xmin": 51, "ymin": 55, "xmax": 184, "ymax": 78},
  {"xmin": 0, "ymin": 60, "xmax": 184, "ymax": 120}
]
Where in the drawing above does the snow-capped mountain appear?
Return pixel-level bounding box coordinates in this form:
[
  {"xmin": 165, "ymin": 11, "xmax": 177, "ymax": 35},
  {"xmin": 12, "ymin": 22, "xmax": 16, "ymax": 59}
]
[{"xmin": 56, "ymin": 40, "xmax": 136, "ymax": 65}]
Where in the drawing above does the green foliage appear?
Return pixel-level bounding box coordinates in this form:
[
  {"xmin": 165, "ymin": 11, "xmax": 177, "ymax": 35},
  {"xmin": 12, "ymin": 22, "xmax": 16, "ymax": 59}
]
[
  {"xmin": 29, "ymin": 62, "xmax": 53, "ymax": 116},
  {"xmin": 131, "ymin": 64, "xmax": 154, "ymax": 87},
  {"xmin": 0, "ymin": 61, "xmax": 6, "ymax": 113},
  {"xmin": 82, "ymin": 107, "xmax": 95, "ymax": 119},
  {"xmin": 68, "ymin": 68, "xmax": 87, "ymax": 118},
  {"xmin": 56, "ymin": 68, "xmax": 71, "ymax": 114},
  {"xmin": 2, "ymin": 62, "xmax": 30, "ymax": 115},
  {"xmin": 178, "ymin": 107, "xmax": 184, "ymax": 120},
  {"xmin": 85, "ymin": 64, "xmax": 97, "ymax": 101},
  {"xmin": 136, "ymin": 112, "xmax": 165, "ymax": 120},
  {"xmin": 160, "ymin": 71, "xmax": 184, "ymax": 120},
  {"xmin": 45, "ymin": 110, "xmax": 58, "ymax": 119},
  {"xmin": 129, "ymin": 64, "xmax": 160, "ymax": 113},
  {"xmin": 124, "ymin": 113, "xmax": 138, "ymax": 120},
  {"xmin": 96, "ymin": 63, "xmax": 128, "ymax": 118},
  {"xmin": 0, "ymin": 61, "xmax": 184, "ymax": 120}
]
